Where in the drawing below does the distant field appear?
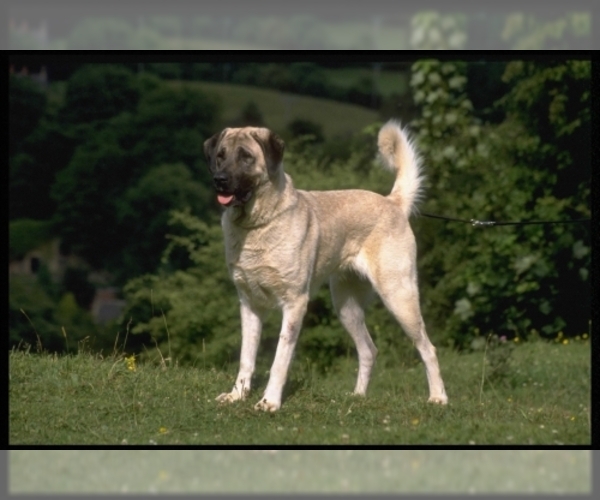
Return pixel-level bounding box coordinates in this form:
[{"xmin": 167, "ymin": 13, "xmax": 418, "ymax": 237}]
[{"xmin": 169, "ymin": 80, "xmax": 380, "ymax": 139}]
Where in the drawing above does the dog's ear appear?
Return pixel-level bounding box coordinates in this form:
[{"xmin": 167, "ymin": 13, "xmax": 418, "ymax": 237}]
[
  {"xmin": 203, "ymin": 129, "xmax": 228, "ymax": 171},
  {"xmin": 252, "ymin": 130, "xmax": 285, "ymax": 177}
]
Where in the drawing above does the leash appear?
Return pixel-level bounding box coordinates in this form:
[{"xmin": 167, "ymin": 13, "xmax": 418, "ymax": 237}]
[{"xmin": 419, "ymin": 212, "xmax": 590, "ymax": 228}]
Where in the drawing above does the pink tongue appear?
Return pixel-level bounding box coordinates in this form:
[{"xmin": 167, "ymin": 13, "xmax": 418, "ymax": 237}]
[{"xmin": 217, "ymin": 194, "xmax": 234, "ymax": 205}]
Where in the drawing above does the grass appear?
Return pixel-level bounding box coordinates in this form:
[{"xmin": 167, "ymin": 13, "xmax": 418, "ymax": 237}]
[
  {"xmin": 168, "ymin": 80, "xmax": 380, "ymax": 139},
  {"xmin": 10, "ymin": 449, "xmax": 591, "ymax": 494},
  {"xmin": 9, "ymin": 335, "xmax": 590, "ymax": 445}
]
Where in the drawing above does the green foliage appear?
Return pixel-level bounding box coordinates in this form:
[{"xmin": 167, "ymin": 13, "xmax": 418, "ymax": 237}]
[
  {"xmin": 238, "ymin": 101, "xmax": 265, "ymax": 127},
  {"xmin": 10, "ymin": 121, "xmax": 77, "ymax": 220},
  {"xmin": 286, "ymin": 118, "xmax": 325, "ymax": 143},
  {"xmin": 121, "ymin": 209, "xmax": 239, "ymax": 366},
  {"xmin": 143, "ymin": 63, "xmax": 183, "ymax": 80},
  {"xmin": 62, "ymin": 267, "xmax": 96, "ymax": 309},
  {"xmin": 410, "ymin": 12, "xmax": 467, "ymax": 49},
  {"xmin": 51, "ymin": 125, "xmax": 129, "ymax": 270},
  {"xmin": 502, "ymin": 12, "xmax": 591, "ymax": 49},
  {"xmin": 409, "ymin": 59, "xmax": 590, "ymax": 348},
  {"xmin": 9, "ymin": 74, "xmax": 47, "ymax": 155},
  {"xmin": 61, "ymin": 64, "xmax": 140, "ymax": 124},
  {"xmin": 116, "ymin": 163, "xmax": 212, "ymax": 279},
  {"xmin": 9, "ymin": 219, "xmax": 53, "ymax": 260},
  {"xmin": 50, "ymin": 71, "xmax": 221, "ymax": 281},
  {"xmin": 9, "ymin": 275, "xmax": 102, "ymax": 354}
]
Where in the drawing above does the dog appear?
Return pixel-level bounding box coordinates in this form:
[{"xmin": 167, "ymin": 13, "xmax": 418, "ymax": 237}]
[{"xmin": 203, "ymin": 120, "xmax": 447, "ymax": 411}]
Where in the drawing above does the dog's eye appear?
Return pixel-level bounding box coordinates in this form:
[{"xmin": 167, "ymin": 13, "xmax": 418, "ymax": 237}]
[
  {"xmin": 216, "ymin": 150, "xmax": 225, "ymax": 165},
  {"xmin": 238, "ymin": 149, "xmax": 254, "ymax": 165}
]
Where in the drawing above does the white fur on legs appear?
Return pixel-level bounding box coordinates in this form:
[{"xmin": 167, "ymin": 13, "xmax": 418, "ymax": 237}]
[
  {"xmin": 255, "ymin": 297, "xmax": 309, "ymax": 411},
  {"xmin": 216, "ymin": 300, "xmax": 263, "ymax": 404},
  {"xmin": 330, "ymin": 273, "xmax": 378, "ymax": 396}
]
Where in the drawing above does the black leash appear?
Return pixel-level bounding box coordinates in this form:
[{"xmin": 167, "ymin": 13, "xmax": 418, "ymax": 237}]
[{"xmin": 420, "ymin": 212, "xmax": 590, "ymax": 228}]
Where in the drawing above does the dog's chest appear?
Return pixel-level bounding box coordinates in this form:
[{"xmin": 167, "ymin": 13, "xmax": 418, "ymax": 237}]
[{"xmin": 225, "ymin": 233, "xmax": 291, "ymax": 308}]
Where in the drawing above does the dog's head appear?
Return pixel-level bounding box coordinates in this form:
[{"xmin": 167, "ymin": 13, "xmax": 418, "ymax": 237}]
[{"xmin": 204, "ymin": 127, "xmax": 285, "ymax": 207}]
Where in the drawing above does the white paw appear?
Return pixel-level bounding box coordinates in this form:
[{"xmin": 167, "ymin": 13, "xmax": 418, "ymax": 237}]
[
  {"xmin": 216, "ymin": 391, "xmax": 244, "ymax": 404},
  {"xmin": 428, "ymin": 394, "xmax": 448, "ymax": 405},
  {"xmin": 254, "ymin": 397, "xmax": 281, "ymax": 412}
]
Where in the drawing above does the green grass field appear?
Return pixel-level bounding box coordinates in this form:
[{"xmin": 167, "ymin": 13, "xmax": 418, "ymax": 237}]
[
  {"xmin": 10, "ymin": 449, "xmax": 590, "ymax": 494},
  {"xmin": 9, "ymin": 336, "xmax": 589, "ymax": 445}
]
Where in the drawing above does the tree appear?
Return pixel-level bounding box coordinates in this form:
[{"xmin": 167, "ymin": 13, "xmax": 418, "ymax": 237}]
[
  {"xmin": 51, "ymin": 124, "xmax": 130, "ymax": 271},
  {"xmin": 9, "ymin": 74, "xmax": 47, "ymax": 156},
  {"xmin": 10, "ymin": 121, "xmax": 77, "ymax": 220},
  {"xmin": 115, "ymin": 163, "xmax": 212, "ymax": 280},
  {"xmin": 60, "ymin": 64, "xmax": 140, "ymax": 124},
  {"xmin": 51, "ymin": 77, "xmax": 221, "ymax": 282}
]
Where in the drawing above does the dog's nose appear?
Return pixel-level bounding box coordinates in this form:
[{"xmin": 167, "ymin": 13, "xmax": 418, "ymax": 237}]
[{"xmin": 213, "ymin": 171, "xmax": 228, "ymax": 187}]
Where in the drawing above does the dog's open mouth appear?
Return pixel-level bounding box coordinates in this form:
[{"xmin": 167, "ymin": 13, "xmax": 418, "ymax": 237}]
[
  {"xmin": 216, "ymin": 190, "xmax": 253, "ymax": 207},
  {"xmin": 217, "ymin": 193, "xmax": 236, "ymax": 206}
]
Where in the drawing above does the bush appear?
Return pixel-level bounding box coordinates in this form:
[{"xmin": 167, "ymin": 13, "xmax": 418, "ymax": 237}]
[
  {"xmin": 9, "ymin": 275, "xmax": 104, "ymax": 354},
  {"xmin": 409, "ymin": 59, "xmax": 590, "ymax": 348},
  {"xmin": 238, "ymin": 101, "xmax": 265, "ymax": 127},
  {"xmin": 286, "ymin": 118, "xmax": 325, "ymax": 143}
]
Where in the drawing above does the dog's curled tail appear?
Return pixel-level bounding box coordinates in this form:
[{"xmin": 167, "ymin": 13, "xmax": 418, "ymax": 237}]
[{"xmin": 377, "ymin": 120, "xmax": 424, "ymax": 216}]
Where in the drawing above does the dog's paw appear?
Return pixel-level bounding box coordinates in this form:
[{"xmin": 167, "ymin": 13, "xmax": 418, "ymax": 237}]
[
  {"xmin": 427, "ymin": 395, "xmax": 448, "ymax": 405},
  {"xmin": 216, "ymin": 391, "xmax": 243, "ymax": 404},
  {"xmin": 254, "ymin": 397, "xmax": 281, "ymax": 412}
]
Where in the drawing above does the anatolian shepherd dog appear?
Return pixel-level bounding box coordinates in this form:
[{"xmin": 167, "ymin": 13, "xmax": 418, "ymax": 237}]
[{"xmin": 204, "ymin": 120, "xmax": 448, "ymax": 412}]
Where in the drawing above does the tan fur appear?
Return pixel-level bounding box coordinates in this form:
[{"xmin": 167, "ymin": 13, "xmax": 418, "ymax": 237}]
[{"xmin": 204, "ymin": 121, "xmax": 447, "ymax": 412}]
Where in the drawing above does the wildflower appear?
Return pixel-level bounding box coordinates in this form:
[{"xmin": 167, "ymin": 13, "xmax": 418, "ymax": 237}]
[
  {"xmin": 562, "ymin": 339, "xmax": 569, "ymax": 345},
  {"xmin": 125, "ymin": 355, "xmax": 136, "ymax": 372},
  {"xmin": 411, "ymin": 418, "xmax": 419, "ymax": 426},
  {"xmin": 513, "ymin": 337, "xmax": 520, "ymax": 343},
  {"xmin": 159, "ymin": 427, "xmax": 168, "ymax": 434},
  {"xmin": 582, "ymin": 333, "xmax": 588, "ymax": 339}
]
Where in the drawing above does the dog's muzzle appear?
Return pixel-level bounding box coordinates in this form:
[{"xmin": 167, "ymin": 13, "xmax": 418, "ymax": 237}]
[{"xmin": 212, "ymin": 171, "xmax": 252, "ymax": 207}]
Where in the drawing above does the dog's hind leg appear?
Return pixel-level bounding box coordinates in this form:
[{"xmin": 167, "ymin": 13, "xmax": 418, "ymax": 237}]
[
  {"xmin": 330, "ymin": 272, "xmax": 378, "ymax": 396},
  {"xmin": 361, "ymin": 249, "xmax": 448, "ymax": 405}
]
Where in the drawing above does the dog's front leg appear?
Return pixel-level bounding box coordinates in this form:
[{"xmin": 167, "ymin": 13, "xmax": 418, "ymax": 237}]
[
  {"xmin": 255, "ymin": 297, "xmax": 308, "ymax": 412},
  {"xmin": 216, "ymin": 300, "xmax": 263, "ymax": 404}
]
